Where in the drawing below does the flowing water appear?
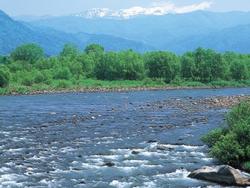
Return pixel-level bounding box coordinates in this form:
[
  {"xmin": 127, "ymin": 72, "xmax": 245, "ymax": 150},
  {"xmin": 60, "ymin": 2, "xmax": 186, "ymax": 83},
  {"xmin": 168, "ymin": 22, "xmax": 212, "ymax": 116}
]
[{"xmin": 0, "ymin": 88, "xmax": 250, "ymax": 188}]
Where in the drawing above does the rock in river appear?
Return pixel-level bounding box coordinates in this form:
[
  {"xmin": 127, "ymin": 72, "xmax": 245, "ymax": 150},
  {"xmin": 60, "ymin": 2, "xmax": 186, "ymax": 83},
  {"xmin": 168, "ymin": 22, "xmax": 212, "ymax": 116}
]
[
  {"xmin": 103, "ymin": 162, "xmax": 115, "ymax": 167},
  {"xmin": 188, "ymin": 165, "xmax": 250, "ymax": 186}
]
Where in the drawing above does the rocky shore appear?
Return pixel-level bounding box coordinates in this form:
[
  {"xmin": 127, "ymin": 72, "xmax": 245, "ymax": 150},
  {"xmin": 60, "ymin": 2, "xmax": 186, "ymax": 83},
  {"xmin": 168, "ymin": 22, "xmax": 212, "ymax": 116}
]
[
  {"xmin": 142, "ymin": 95, "xmax": 250, "ymax": 112},
  {"xmin": 2, "ymin": 85, "xmax": 246, "ymax": 96}
]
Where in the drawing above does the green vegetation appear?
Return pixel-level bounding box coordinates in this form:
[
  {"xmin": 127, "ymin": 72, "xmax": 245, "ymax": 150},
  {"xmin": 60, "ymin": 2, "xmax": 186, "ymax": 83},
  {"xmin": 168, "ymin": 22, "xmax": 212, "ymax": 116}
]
[
  {"xmin": 202, "ymin": 100, "xmax": 250, "ymax": 171},
  {"xmin": 0, "ymin": 43, "xmax": 250, "ymax": 94},
  {"xmin": 0, "ymin": 68, "xmax": 10, "ymax": 88}
]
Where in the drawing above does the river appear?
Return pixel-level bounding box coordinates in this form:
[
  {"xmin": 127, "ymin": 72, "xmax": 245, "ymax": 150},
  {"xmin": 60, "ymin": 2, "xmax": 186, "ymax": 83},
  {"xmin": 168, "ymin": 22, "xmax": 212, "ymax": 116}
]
[{"xmin": 0, "ymin": 88, "xmax": 250, "ymax": 188}]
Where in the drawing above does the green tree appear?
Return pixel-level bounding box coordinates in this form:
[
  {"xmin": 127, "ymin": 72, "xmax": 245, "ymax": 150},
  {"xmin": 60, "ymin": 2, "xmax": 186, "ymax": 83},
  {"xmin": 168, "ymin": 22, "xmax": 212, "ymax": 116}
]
[
  {"xmin": 95, "ymin": 52, "xmax": 121, "ymax": 80},
  {"xmin": 118, "ymin": 50, "xmax": 145, "ymax": 80},
  {"xmin": 54, "ymin": 67, "xmax": 72, "ymax": 80},
  {"xmin": 85, "ymin": 44, "xmax": 104, "ymax": 55},
  {"xmin": 0, "ymin": 68, "xmax": 10, "ymax": 88},
  {"xmin": 69, "ymin": 61, "xmax": 83, "ymax": 79},
  {"xmin": 210, "ymin": 53, "xmax": 227, "ymax": 80},
  {"xmin": 11, "ymin": 43, "xmax": 44, "ymax": 63},
  {"xmin": 181, "ymin": 54, "xmax": 196, "ymax": 80},
  {"xmin": 144, "ymin": 51, "xmax": 180, "ymax": 83},
  {"xmin": 60, "ymin": 44, "xmax": 79, "ymax": 59},
  {"xmin": 230, "ymin": 60, "xmax": 248, "ymax": 80},
  {"xmin": 0, "ymin": 56, "xmax": 8, "ymax": 64},
  {"xmin": 84, "ymin": 44, "xmax": 105, "ymax": 67},
  {"xmin": 193, "ymin": 48, "xmax": 212, "ymax": 82},
  {"xmin": 77, "ymin": 54, "xmax": 95, "ymax": 77}
]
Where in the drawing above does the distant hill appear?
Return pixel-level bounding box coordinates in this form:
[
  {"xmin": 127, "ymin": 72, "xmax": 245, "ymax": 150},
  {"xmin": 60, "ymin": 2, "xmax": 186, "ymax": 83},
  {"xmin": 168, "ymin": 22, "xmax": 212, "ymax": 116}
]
[
  {"xmin": 23, "ymin": 11, "xmax": 250, "ymax": 53},
  {"xmin": 166, "ymin": 24, "xmax": 250, "ymax": 53},
  {"xmin": 0, "ymin": 10, "xmax": 153, "ymax": 55}
]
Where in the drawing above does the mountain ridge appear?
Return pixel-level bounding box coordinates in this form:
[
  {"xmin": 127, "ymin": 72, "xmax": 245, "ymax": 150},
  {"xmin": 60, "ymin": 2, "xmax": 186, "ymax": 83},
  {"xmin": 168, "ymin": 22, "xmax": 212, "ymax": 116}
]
[
  {"xmin": 2, "ymin": 10, "xmax": 250, "ymax": 54},
  {"xmin": 22, "ymin": 10, "xmax": 250, "ymax": 53},
  {"xmin": 0, "ymin": 10, "xmax": 153, "ymax": 55}
]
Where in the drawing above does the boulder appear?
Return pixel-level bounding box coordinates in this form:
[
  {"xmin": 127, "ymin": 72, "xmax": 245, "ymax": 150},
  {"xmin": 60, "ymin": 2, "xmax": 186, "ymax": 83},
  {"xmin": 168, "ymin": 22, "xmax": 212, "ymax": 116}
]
[
  {"xmin": 131, "ymin": 150, "xmax": 140, "ymax": 155},
  {"xmin": 188, "ymin": 165, "xmax": 250, "ymax": 186},
  {"xmin": 103, "ymin": 162, "xmax": 115, "ymax": 167}
]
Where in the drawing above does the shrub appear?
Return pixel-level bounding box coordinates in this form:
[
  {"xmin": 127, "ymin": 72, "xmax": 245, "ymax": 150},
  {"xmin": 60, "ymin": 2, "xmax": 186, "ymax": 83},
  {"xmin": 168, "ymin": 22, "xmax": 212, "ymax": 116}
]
[
  {"xmin": 34, "ymin": 71, "xmax": 47, "ymax": 84},
  {"xmin": 203, "ymin": 100, "xmax": 250, "ymax": 169},
  {"xmin": 230, "ymin": 60, "xmax": 248, "ymax": 81},
  {"xmin": 227, "ymin": 101, "xmax": 250, "ymax": 127},
  {"xmin": 56, "ymin": 80, "xmax": 71, "ymax": 89},
  {"xmin": 202, "ymin": 128, "xmax": 227, "ymax": 147},
  {"xmin": 231, "ymin": 121, "xmax": 250, "ymax": 147},
  {"xmin": 210, "ymin": 132, "xmax": 245, "ymax": 166},
  {"xmin": 54, "ymin": 67, "xmax": 71, "ymax": 80},
  {"xmin": 0, "ymin": 69, "xmax": 10, "ymax": 88},
  {"xmin": 21, "ymin": 75, "xmax": 34, "ymax": 86},
  {"xmin": 144, "ymin": 51, "xmax": 180, "ymax": 83},
  {"xmin": 11, "ymin": 43, "xmax": 44, "ymax": 63},
  {"xmin": 242, "ymin": 161, "xmax": 250, "ymax": 172}
]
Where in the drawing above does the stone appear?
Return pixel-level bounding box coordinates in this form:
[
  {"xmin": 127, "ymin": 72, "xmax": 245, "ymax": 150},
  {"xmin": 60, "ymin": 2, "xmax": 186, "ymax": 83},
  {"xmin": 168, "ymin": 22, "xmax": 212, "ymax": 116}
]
[
  {"xmin": 188, "ymin": 165, "xmax": 250, "ymax": 186},
  {"xmin": 131, "ymin": 150, "xmax": 140, "ymax": 155},
  {"xmin": 147, "ymin": 140, "xmax": 157, "ymax": 143},
  {"xmin": 79, "ymin": 181, "xmax": 86, "ymax": 184},
  {"xmin": 103, "ymin": 162, "xmax": 115, "ymax": 167}
]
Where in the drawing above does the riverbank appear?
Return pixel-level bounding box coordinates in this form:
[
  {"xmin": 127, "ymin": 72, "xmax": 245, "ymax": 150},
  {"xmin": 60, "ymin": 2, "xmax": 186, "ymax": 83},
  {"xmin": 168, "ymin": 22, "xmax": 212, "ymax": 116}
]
[{"xmin": 1, "ymin": 79, "xmax": 250, "ymax": 96}]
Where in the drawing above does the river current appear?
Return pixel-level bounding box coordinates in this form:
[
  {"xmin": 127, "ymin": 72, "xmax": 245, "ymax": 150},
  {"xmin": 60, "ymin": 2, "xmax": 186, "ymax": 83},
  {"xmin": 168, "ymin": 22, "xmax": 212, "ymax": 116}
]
[{"xmin": 0, "ymin": 88, "xmax": 250, "ymax": 188}]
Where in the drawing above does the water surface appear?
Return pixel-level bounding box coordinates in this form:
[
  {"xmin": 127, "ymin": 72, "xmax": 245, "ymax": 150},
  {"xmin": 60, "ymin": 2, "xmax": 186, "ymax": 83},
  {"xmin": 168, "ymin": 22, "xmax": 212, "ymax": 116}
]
[{"xmin": 0, "ymin": 88, "xmax": 250, "ymax": 188}]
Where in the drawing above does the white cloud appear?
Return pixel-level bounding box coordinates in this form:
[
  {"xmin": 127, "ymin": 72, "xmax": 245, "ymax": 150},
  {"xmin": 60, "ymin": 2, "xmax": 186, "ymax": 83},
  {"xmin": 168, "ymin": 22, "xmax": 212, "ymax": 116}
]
[
  {"xmin": 78, "ymin": 1, "xmax": 213, "ymax": 19},
  {"xmin": 175, "ymin": 1, "xmax": 213, "ymax": 14},
  {"xmin": 119, "ymin": 1, "xmax": 213, "ymax": 17}
]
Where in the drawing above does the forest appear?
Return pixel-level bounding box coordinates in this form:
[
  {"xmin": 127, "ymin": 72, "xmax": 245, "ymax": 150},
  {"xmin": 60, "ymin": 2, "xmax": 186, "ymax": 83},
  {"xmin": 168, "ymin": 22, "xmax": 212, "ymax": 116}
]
[{"xmin": 0, "ymin": 43, "xmax": 250, "ymax": 94}]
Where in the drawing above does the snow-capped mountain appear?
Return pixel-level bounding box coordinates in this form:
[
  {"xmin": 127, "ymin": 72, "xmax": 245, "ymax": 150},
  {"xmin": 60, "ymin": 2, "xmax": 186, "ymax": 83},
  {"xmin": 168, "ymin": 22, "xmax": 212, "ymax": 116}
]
[{"xmin": 74, "ymin": 2, "xmax": 212, "ymax": 19}]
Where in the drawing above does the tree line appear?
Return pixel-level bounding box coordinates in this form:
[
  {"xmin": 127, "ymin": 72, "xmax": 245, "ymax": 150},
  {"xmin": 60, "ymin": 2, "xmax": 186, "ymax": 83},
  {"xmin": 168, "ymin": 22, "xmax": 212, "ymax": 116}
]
[{"xmin": 0, "ymin": 43, "xmax": 250, "ymax": 88}]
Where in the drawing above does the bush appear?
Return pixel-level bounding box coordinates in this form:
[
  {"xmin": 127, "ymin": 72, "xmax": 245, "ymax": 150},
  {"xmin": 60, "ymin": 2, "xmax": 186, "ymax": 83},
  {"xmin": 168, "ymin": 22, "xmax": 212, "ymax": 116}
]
[
  {"xmin": 227, "ymin": 101, "xmax": 250, "ymax": 127},
  {"xmin": 56, "ymin": 80, "xmax": 72, "ymax": 89},
  {"xmin": 34, "ymin": 71, "xmax": 47, "ymax": 84},
  {"xmin": 144, "ymin": 51, "xmax": 180, "ymax": 83},
  {"xmin": 11, "ymin": 43, "xmax": 44, "ymax": 63},
  {"xmin": 0, "ymin": 69, "xmax": 10, "ymax": 88},
  {"xmin": 242, "ymin": 161, "xmax": 250, "ymax": 172},
  {"xmin": 231, "ymin": 121, "xmax": 250, "ymax": 147},
  {"xmin": 54, "ymin": 67, "xmax": 71, "ymax": 80},
  {"xmin": 230, "ymin": 60, "xmax": 249, "ymax": 81},
  {"xmin": 21, "ymin": 75, "xmax": 34, "ymax": 86},
  {"xmin": 203, "ymin": 100, "xmax": 250, "ymax": 169},
  {"xmin": 210, "ymin": 132, "xmax": 245, "ymax": 166},
  {"xmin": 202, "ymin": 128, "xmax": 227, "ymax": 147}
]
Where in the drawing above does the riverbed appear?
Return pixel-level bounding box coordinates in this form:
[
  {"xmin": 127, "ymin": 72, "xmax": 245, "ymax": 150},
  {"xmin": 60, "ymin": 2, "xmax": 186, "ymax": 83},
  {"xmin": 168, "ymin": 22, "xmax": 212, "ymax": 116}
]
[{"xmin": 0, "ymin": 88, "xmax": 250, "ymax": 188}]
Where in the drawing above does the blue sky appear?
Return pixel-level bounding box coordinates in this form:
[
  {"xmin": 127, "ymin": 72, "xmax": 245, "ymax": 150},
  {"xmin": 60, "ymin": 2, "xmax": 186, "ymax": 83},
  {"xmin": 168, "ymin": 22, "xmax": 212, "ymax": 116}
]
[{"xmin": 0, "ymin": 0, "xmax": 250, "ymax": 16}]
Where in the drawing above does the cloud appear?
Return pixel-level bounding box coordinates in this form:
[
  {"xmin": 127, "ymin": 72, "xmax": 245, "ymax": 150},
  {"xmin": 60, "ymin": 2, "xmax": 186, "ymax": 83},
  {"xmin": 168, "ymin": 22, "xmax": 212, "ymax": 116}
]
[
  {"xmin": 80, "ymin": 1, "xmax": 213, "ymax": 19},
  {"xmin": 175, "ymin": 1, "xmax": 213, "ymax": 14},
  {"xmin": 116, "ymin": 1, "xmax": 213, "ymax": 18}
]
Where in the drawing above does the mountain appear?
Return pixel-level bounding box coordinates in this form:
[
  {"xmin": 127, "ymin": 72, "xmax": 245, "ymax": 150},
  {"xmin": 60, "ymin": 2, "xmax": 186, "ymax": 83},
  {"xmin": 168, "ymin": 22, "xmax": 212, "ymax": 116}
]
[
  {"xmin": 24, "ymin": 11, "xmax": 250, "ymax": 53},
  {"xmin": 0, "ymin": 10, "xmax": 152, "ymax": 55},
  {"xmin": 186, "ymin": 24, "xmax": 250, "ymax": 53},
  {"xmin": 3, "ymin": 9, "xmax": 250, "ymax": 54},
  {"xmin": 0, "ymin": 10, "xmax": 81, "ymax": 55}
]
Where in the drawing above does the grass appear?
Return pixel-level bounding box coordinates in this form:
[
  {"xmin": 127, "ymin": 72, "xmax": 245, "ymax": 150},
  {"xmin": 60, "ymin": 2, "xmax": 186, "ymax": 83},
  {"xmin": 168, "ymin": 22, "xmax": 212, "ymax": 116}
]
[{"xmin": 1, "ymin": 79, "xmax": 250, "ymax": 95}]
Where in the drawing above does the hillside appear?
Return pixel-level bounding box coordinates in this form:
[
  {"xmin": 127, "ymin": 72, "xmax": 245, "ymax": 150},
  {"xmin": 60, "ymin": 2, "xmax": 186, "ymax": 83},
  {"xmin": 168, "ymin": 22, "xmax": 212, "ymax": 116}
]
[
  {"xmin": 167, "ymin": 24, "xmax": 250, "ymax": 53},
  {"xmin": 24, "ymin": 11, "xmax": 250, "ymax": 53},
  {"xmin": 0, "ymin": 10, "xmax": 152, "ymax": 55}
]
